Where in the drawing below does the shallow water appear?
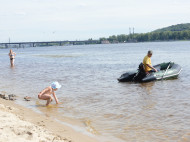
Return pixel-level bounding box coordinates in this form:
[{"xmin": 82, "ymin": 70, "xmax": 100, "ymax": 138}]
[{"xmin": 0, "ymin": 41, "xmax": 190, "ymax": 142}]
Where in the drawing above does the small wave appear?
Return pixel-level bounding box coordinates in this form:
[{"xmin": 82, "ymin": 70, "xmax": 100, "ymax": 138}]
[
  {"xmin": 84, "ymin": 119, "xmax": 99, "ymax": 135},
  {"xmin": 179, "ymin": 133, "xmax": 190, "ymax": 142},
  {"xmin": 33, "ymin": 54, "xmax": 80, "ymax": 58}
]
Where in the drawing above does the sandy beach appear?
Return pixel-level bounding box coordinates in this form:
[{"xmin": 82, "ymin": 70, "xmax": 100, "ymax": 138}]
[{"xmin": 0, "ymin": 98, "xmax": 98, "ymax": 142}]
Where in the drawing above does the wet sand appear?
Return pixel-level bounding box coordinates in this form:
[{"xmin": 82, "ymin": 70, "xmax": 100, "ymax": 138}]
[{"xmin": 0, "ymin": 98, "xmax": 98, "ymax": 142}]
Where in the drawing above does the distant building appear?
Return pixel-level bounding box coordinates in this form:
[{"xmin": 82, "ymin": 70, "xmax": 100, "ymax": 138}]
[
  {"xmin": 101, "ymin": 40, "xmax": 110, "ymax": 44},
  {"xmin": 112, "ymin": 40, "xmax": 119, "ymax": 43}
]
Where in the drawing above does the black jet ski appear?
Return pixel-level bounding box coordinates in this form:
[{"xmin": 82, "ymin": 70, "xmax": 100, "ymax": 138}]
[{"xmin": 118, "ymin": 62, "xmax": 182, "ymax": 82}]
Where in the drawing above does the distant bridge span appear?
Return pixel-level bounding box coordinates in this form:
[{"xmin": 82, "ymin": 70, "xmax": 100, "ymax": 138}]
[{"xmin": 0, "ymin": 40, "xmax": 100, "ymax": 47}]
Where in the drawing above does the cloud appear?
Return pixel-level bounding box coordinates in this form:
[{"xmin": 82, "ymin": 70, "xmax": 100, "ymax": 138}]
[
  {"xmin": 14, "ymin": 11, "xmax": 27, "ymax": 16},
  {"xmin": 78, "ymin": 3, "xmax": 88, "ymax": 8}
]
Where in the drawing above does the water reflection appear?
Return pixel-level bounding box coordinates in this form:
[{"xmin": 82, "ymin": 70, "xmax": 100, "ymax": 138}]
[
  {"xmin": 140, "ymin": 82, "xmax": 155, "ymax": 95},
  {"xmin": 138, "ymin": 82, "xmax": 156, "ymax": 110},
  {"xmin": 34, "ymin": 100, "xmax": 63, "ymax": 118}
]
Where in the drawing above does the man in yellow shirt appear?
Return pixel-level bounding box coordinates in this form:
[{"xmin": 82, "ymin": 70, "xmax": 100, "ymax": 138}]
[{"xmin": 143, "ymin": 50, "xmax": 157, "ymax": 73}]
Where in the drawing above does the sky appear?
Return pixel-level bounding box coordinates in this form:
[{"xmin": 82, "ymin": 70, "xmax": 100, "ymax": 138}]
[{"xmin": 0, "ymin": 0, "xmax": 190, "ymax": 42}]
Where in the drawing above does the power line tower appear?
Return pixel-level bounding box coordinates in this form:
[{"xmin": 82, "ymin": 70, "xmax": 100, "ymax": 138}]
[
  {"xmin": 129, "ymin": 27, "xmax": 135, "ymax": 42},
  {"xmin": 129, "ymin": 27, "xmax": 131, "ymax": 35}
]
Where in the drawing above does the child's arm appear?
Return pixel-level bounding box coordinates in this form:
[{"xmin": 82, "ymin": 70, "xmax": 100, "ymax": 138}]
[{"xmin": 52, "ymin": 92, "xmax": 59, "ymax": 104}]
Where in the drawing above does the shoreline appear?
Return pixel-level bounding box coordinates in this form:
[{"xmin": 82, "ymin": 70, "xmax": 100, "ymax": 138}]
[{"xmin": 0, "ymin": 98, "xmax": 99, "ymax": 142}]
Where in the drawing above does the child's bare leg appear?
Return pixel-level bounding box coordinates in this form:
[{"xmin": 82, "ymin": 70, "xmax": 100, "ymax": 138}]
[
  {"xmin": 46, "ymin": 97, "xmax": 53, "ymax": 106},
  {"xmin": 38, "ymin": 94, "xmax": 53, "ymax": 106}
]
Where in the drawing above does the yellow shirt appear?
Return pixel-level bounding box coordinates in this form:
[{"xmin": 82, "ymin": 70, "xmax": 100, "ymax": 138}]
[{"xmin": 143, "ymin": 55, "xmax": 152, "ymax": 72}]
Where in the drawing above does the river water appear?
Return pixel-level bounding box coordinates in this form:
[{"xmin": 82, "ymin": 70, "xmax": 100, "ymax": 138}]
[{"xmin": 0, "ymin": 41, "xmax": 190, "ymax": 142}]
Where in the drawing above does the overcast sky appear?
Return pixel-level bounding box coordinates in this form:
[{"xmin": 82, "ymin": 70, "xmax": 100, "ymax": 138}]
[{"xmin": 0, "ymin": 0, "xmax": 190, "ymax": 42}]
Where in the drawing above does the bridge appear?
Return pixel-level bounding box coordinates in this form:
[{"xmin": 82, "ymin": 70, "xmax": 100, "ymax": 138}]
[{"xmin": 0, "ymin": 40, "xmax": 100, "ymax": 48}]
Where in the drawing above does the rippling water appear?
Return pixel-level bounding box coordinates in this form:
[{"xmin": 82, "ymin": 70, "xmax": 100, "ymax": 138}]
[{"xmin": 0, "ymin": 41, "xmax": 190, "ymax": 142}]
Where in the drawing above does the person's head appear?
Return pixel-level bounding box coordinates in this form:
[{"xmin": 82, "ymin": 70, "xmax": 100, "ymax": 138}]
[
  {"xmin": 10, "ymin": 49, "xmax": 13, "ymax": 53},
  {"xmin": 147, "ymin": 50, "xmax": 153, "ymax": 57},
  {"xmin": 51, "ymin": 81, "xmax": 61, "ymax": 91}
]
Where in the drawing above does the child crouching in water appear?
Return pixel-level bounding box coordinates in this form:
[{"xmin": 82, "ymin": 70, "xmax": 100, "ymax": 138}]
[{"xmin": 38, "ymin": 82, "xmax": 61, "ymax": 106}]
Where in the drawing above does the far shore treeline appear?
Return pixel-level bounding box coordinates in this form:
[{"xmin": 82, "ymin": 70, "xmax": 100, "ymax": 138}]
[
  {"xmin": 99, "ymin": 23, "xmax": 190, "ymax": 43},
  {"xmin": 100, "ymin": 30, "xmax": 190, "ymax": 43}
]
